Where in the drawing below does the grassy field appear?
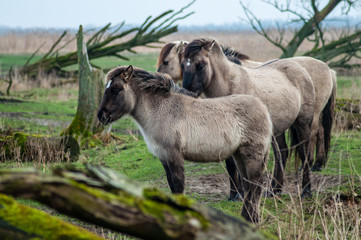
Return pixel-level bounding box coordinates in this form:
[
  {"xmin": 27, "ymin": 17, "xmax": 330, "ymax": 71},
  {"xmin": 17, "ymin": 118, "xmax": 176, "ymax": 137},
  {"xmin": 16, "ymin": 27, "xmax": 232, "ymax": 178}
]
[{"xmin": 1, "ymin": 52, "xmax": 361, "ymax": 239}]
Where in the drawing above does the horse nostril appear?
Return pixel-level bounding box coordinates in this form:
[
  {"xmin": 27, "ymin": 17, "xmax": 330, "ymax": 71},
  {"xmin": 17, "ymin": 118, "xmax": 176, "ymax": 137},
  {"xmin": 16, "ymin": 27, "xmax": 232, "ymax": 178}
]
[{"xmin": 97, "ymin": 108, "xmax": 107, "ymax": 122}]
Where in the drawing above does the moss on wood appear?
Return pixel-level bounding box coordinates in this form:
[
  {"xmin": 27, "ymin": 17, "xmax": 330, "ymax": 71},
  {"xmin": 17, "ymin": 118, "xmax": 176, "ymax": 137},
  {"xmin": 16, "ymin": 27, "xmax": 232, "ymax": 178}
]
[
  {"xmin": 0, "ymin": 165, "xmax": 276, "ymax": 240},
  {"xmin": 0, "ymin": 194, "xmax": 104, "ymax": 240}
]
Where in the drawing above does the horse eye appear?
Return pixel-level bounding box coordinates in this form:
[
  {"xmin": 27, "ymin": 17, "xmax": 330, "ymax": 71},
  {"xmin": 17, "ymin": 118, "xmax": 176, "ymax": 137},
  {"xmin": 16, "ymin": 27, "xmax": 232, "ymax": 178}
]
[
  {"xmin": 163, "ymin": 61, "xmax": 169, "ymax": 66},
  {"xmin": 196, "ymin": 62, "xmax": 206, "ymax": 70},
  {"xmin": 111, "ymin": 87, "xmax": 122, "ymax": 94}
]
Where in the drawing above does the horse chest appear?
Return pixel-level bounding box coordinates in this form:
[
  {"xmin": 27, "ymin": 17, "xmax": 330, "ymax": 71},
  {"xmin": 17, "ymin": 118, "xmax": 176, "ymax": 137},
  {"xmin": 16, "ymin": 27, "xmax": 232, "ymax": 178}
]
[{"xmin": 135, "ymin": 123, "xmax": 166, "ymax": 159}]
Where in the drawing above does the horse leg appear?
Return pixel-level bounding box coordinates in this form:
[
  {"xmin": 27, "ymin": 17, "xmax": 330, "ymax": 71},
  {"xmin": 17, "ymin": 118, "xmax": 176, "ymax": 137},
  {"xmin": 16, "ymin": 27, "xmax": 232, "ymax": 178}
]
[
  {"xmin": 312, "ymin": 121, "xmax": 325, "ymax": 171},
  {"xmin": 160, "ymin": 151, "xmax": 185, "ymax": 194},
  {"xmin": 161, "ymin": 162, "xmax": 175, "ymax": 193},
  {"xmin": 292, "ymin": 119, "xmax": 313, "ymax": 198},
  {"xmin": 233, "ymin": 145, "xmax": 267, "ymax": 223},
  {"xmin": 226, "ymin": 156, "xmax": 243, "ymax": 201},
  {"xmin": 271, "ymin": 134, "xmax": 289, "ymax": 195}
]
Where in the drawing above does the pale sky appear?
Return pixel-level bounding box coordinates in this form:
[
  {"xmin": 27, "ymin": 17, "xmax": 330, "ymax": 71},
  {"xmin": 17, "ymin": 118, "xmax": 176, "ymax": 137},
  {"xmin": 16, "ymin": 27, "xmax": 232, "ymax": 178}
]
[{"xmin": 1, "ymin": 0, "xmax": 359, "ymax": 29}]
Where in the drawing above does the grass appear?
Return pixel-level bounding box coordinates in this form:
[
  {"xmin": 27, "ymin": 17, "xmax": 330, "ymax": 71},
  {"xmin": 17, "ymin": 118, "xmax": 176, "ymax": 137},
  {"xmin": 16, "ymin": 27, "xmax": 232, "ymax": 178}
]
[
  {"xmin": 1, "ymin": 53, "xmax": 360, "ymax": 239},
  {"xmin": 0, "ymin": 53, "xmax": 43, "ymax": 73},
  {"xmin": 0, "ymin": 52, "xmax": 159, "ymax": 75},
  {"xmin": 336, "ymin": 75, "xmax": 361, "ymax": 99}
]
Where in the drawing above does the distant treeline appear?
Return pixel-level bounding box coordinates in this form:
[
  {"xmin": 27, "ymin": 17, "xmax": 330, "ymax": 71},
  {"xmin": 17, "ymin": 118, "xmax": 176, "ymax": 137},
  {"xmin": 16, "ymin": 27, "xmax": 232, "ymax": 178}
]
[{"xmin": 0, "ymin": 16, "xmax": 359, "ymax": 35}]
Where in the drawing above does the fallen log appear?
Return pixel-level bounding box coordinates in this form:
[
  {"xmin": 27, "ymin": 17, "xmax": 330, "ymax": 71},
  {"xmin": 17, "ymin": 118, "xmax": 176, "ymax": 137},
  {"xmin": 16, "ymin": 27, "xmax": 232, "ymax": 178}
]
[
  {"xmin": 0, "ymin": 165, "xmax": 275, "ymax": 240},
  {"xmin": 0, "ymin": 193, "xmax": 104, "ymax": 240},
  {"xmin": 0, "ymin": 132, "xmax": 79, "ymax": 161}
]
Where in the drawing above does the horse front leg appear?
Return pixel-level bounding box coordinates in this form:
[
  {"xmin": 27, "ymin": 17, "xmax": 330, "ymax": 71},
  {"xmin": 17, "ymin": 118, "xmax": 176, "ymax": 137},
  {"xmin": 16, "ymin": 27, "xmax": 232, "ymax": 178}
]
[
  {"xmin": 226, "ymin": 156, "xmax": 243, "ymax": 201},
  {"xmin": 271, "ymin": 134, "xmax": 289, "ymax": 195},
  {"xmin": 160, "ymin": 151, "xmax": 185, "ymax": 194},
  {"xmin": 234, "ymin": 146, "xmax": 267, "ymax": 223}
]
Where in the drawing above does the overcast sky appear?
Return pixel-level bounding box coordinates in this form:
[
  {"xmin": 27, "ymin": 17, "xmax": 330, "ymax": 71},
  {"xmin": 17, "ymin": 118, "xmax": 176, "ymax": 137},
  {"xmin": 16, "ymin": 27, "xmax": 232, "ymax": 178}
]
[{"xmin": 1, "ymin": 0, "xmax": 359, "ymax": 29}]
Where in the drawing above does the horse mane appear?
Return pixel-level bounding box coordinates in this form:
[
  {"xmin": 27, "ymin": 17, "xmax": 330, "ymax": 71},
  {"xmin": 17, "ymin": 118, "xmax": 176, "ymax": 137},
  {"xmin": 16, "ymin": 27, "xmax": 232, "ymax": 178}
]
[
  {"xmin": 156, "ymin": 42, "xmax": 176, "ymax": 68},
  {"xmin": 184, "ymin": 38, "xmax": 249, "ymax": 62},
  {"xmin": 221, "ymin": 45, "xmax": 250, "ymax": 61},
  {"xmin": 184, "ymin": 38, "xmax": 211, "ymax": 58},
  {"xmin": 108, "ymin": 66, "xmax": 196, "ymax": 97}
]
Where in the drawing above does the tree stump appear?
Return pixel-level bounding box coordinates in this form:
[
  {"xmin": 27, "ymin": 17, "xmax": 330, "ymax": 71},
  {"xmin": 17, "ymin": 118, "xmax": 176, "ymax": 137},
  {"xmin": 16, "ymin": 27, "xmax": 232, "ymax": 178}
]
[{"xmin": 62, "ymin": 25, "xmax": 111, "ymax": 147}]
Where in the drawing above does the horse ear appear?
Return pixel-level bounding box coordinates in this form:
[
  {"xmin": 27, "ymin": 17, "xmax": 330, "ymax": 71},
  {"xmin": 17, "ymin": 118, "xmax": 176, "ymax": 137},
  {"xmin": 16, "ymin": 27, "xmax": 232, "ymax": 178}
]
[
  {"xmin": 203, "ymin": 40, "xmax": 216, "ymax": 52},
  {"xmin": 176, "ymin": 41, "xmax": 187, "ymax": 55},
  {"xmin": 123, "ymin": 65, "xmax": 134, "ymax": 82}
]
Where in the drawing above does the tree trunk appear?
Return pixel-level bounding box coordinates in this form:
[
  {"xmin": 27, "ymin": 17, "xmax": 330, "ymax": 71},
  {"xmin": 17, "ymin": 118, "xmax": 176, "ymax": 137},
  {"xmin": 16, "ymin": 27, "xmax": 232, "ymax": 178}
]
[
  {"xmin": 0, "ymin": 132, "xmax": 79, "ymax": 162},
  {"xmin": 280, "ymin": 0, "xmax": 342, "ymax": 58},
  {"xmin": 0, "ymin": 165, "xmax": 276, "ymax": 240},
  {"xmin": 0, "ymin": 193, "xmax": 104, "ymax": 240},
  {"xmin": 62, "ymin": 25, "xmax": 110, "ymax": 147}
]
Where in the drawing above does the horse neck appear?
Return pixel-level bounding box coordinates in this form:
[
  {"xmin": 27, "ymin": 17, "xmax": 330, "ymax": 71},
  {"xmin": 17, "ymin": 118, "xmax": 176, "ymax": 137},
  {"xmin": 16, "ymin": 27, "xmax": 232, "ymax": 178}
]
[
  {"xmin": 130, "ymin": 92, "xmax": 165, "ymax": 130},
  {"xmin": 205, "ymin": 55, "xmax": 253, "ymax": 97}
]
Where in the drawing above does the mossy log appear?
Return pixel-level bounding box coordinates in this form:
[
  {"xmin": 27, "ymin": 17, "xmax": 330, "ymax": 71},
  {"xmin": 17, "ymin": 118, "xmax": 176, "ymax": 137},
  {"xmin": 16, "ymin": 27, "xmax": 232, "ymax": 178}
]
[
  {"xmin": 335, "ymin": 99, "xmax": 361, "ymax": 130},
  {"xmin": 0, "ymin": 165, "xmax": 275, "ymax": 240},
  {"xmin": 0, "ymin": 193, "xmax": 104, "ymax": 240},
  {"xmin": 0, "ymin": 132, "xmax": 79, "ymax": 162}
]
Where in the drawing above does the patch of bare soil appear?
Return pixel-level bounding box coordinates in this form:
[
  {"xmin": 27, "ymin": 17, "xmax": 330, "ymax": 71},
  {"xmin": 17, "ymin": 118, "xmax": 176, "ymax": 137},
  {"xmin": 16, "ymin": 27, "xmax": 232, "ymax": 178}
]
[{"xmin": 183, "ymin": 171, "xmax": 346, "ymax": 204}]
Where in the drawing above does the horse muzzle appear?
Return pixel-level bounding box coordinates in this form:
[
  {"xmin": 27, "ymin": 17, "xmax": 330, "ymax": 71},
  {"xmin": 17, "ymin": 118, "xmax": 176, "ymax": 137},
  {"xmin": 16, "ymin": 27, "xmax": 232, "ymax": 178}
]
[
  {"xmin": 97, "ymin": 109, "xmax": 112, "ymax": 125},
  {"xmin": 182, "ymin": 71, "xmax": 194, "ymax": 91}
]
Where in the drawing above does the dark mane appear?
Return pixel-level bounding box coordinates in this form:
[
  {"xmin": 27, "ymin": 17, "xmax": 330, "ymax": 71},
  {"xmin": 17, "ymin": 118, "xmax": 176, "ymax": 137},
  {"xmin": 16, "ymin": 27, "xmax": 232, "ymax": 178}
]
[
  {"xmin": 156, "ymin": 42, "xmax": 176, "ymax": 67},
  {"xmin": 108, "ymin": 66, "xmax": 196, "ymax": 97},
  {"xmin": 184, "ymin": 39, "xmax": 249, "ymax": 64},
  {"xmin": 183, "ymin": 38, "xmax": 210, "ymax": 58},
  {"xmin": 221, "ymin": 45, "xmax": 250, "ymax": 61}
]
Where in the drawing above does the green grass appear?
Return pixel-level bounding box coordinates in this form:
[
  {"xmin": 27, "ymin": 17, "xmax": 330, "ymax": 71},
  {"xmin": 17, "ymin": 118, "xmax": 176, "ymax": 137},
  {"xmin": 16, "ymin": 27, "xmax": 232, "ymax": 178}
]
[
  {"xmin": 0, "ymin": 54, "xmax": 43, "ymax": 73},
  {"xmin": 336, "ymin": 75, "xmax": 361, "ymax": 99},
  {"xmin": 61, "ymin": 53, "xmax": 159, "ymax": 73},
  {"xmin": 0, "ymin": 52, "xmax": 159, "ymax": 75}
]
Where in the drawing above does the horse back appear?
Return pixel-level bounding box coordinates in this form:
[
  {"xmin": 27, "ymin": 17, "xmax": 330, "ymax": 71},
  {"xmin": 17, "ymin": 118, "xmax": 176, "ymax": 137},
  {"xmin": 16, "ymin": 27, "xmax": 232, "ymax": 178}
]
[
  {"xmin": 157, "ymin": 94, "xmax": 271, "ymax": 162},
  {"xmin": 287, "ymin": 56, "xmax": 334, "ymax": 111}
]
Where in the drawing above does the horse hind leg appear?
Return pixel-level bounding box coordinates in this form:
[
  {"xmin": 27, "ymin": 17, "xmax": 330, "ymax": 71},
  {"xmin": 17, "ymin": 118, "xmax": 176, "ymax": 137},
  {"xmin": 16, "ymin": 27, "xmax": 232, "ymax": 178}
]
[
  {"xmin": 226, "ymin": 156, "xmax": 243, "ymax": 201},
  {"xmin": 312, "ymin": 122, "xmax": 325, "ymax": 172},
  {"xmin": 291, "ymin": 118, "xmax": 313, "ymax": 198},
  {"xmin": 233, "ymin": 145, "xmax": 268, "ymax": 223},
  {"xmin": 270, "ymin": 133, "xmax": 289, "ymax": 195}
]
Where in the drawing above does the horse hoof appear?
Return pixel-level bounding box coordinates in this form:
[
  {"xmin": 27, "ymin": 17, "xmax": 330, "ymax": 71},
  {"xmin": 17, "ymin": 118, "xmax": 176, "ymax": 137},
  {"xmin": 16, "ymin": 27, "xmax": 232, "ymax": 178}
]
[
  {"xmin": 228, "ymin": 193, "xmax": 243, "ymax": 202},
  {"xmin": 311, "ymin": 165, "xmax": 323, "ymax": 172},
  {"xmin": 265, "ymin": 189, "xmax": 282, "ymax": 197},
  {"xmin": 301, "ymin": 190, "xmax": 312, "ymax": 199}
]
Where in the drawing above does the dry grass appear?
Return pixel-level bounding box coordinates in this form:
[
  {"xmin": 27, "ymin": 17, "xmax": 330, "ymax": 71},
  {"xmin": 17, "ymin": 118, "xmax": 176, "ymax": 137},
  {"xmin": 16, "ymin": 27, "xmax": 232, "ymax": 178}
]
[{"xmin": 0, "ymin": 28, "xmax": 357, "ymax": 61}]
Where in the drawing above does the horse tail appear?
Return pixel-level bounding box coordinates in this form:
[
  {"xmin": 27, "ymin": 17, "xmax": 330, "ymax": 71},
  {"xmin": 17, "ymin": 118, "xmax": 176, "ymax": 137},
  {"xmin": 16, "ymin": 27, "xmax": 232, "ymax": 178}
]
[{"xmin": 322, "ymin": 70, "xmax": 337, "ymax": 161}]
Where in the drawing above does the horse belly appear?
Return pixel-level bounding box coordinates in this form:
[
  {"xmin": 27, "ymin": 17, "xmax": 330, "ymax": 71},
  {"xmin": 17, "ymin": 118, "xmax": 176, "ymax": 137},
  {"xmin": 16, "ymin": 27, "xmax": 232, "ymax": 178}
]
[{"xmin": 181, "ymin": 127, "xmax": 243, "ymax": 162}]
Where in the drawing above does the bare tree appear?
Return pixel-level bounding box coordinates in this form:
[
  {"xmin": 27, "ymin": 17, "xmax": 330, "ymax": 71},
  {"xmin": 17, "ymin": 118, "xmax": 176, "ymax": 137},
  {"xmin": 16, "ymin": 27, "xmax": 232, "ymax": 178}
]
[
  {"xmin": 20, "ymin": 2, "xmax": 194, "ymax": 77},
  {"xmin": 240, "ymin": 0, "xmax": 361, "ymax": 68}
]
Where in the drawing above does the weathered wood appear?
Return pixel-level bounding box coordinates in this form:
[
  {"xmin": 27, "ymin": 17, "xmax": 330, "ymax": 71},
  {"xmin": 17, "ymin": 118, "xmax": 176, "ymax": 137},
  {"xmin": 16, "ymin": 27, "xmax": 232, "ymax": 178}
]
[
  {"xmin": 0, "ymin": 165, "xmax": 275, "ymax": 240},
  {"xmin": 62, "ymin": 25, "xmax": 110, "ymax": 147},
  {"xmin": 0, "ymin": 193, "xmax": 104, "ymax": 240},
  {"xmin": 0, "ymin": 132, "xmax": 79, "ymax": 161}
]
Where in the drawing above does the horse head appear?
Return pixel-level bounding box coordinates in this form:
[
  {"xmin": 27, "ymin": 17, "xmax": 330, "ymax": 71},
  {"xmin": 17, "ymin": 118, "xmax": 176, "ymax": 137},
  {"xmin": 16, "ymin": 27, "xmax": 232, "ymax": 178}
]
[
  {"xmin": 182, "ymin": 38, "xmax": 223, "ymax": 96},
  {"xmin": 97, "ymin": 65, "xmax": 136, "ymax": 125},
  {"xmin": 156, "ymin": 41, "xmax": 187, "ymax": 82}
]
